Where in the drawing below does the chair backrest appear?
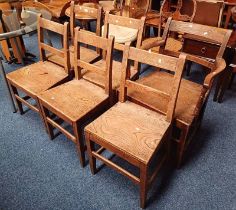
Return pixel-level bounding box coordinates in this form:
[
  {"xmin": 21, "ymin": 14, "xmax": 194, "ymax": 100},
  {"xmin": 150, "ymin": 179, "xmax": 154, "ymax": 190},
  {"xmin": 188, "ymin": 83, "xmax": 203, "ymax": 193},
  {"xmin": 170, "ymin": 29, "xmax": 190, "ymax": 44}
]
[
  {"xmin": 70, "ymin": 1, "xmax": 102, "ymax": 39},
  {"xmin": 119, "ymin": 45, "xmax": 186, "ymax": 122},
  {"xmin": 164, "ymin": 19, "xmax": 232, "ymax": 67},
  {"xmin": 37, "ymin": 16, "xmax": 70, "ymax": 74},
  {"xmin": 74, "ymin": 28, "xmax": 115, "ymax": 96},
  {"xmin": 103, "ymin": 12, "xmax": 145, "ymax": 51},
  {"xmin": 192, "ymin": 0, "xmax": 224, "ymax": 27}
]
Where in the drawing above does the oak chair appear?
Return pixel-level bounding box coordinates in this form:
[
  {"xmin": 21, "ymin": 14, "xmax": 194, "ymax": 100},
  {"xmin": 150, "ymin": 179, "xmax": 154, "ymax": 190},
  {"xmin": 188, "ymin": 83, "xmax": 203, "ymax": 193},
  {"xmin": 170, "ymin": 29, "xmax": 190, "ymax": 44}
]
[
  {"xmin": 81, "ymin": 13, "xmax": 145, "ymax": 93},
  {"xmin": 38, "ymin": 29, "xmax": 114, "ymax": 167},
  {"xmin": 6, "ymin": 16, "xmax": 70, "ymax": 115},
  {"xmin": 48, "ymin": 2, "xmax": 103, "ymax": 68},
  {"xmin": 139, "ymin": 20, "xmax": 232, "ymax": 167},
  {"xmin": 85, "ymin": 45, "xmax": 186, "ymax": 209},
  {"xmin": 193, "ymin": 0, "xmax": 224, "ymax": 27}
]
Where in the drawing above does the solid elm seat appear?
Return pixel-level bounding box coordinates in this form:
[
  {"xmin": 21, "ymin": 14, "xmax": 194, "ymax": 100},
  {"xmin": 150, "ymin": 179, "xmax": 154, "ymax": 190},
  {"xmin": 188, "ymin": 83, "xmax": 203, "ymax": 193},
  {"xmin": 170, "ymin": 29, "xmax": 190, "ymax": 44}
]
[
  {"xmin": 38, "ymin": 79, "xmax": 108, "ymax": 122},
  {"xmin": 85, "ymin": 101, "xmax": 170, "ymax": 164},
  {"xmin": 128, "ymin": 71, "xmax": 203, "ymax": 126},
  {"xmin": 6, "ymin": 61, "xmax": 68, "ymax": 97},
  {"xmin": 82, "ymin": 59, "xmax": 138, "ymax": 89}
]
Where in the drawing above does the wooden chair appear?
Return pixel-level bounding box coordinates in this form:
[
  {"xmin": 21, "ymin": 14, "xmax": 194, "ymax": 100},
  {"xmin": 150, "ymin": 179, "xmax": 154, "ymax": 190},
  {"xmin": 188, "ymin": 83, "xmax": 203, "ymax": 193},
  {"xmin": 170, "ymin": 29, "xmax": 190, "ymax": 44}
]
[
  {"xmin": 81, "ymin": 13, "xmax": 145, "ymax": 93},
  {"xmin": 38, "ymin": 29, "xmax": 115, "ymax": 167},
  {"xmin": 47, "ymin": 2, "xmax": 103, "ymax": 68},
  {"xmin": 85, "ymin": 45, "xmax": 186, "ymax": 209},
  {"xmin": 138, "ymin": 20, "xmax": 232, "ymax": 167},
  {"xmin": 69, "ymin": 1, "xmax": 102, "ymax": 62},
  {"xmin": 6, "ymin": 16, "xmax": 70, "ymax": 115},
  {"xmin": 193, "ymin": 0, "xmax": 224, "ymax": 27},
  {"xmin": 144, "ymin": 0, "xmax": 196, "ymax": 37}
]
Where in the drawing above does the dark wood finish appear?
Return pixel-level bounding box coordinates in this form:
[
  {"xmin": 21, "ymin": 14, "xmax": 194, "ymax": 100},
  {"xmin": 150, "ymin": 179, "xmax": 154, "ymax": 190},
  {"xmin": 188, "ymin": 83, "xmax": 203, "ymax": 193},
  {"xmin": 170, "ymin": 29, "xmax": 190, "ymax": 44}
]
[
  {"xmin": 38, "ymin": 28, "xmax": 115, "ymax": 167},
  {"xmin": 85, "ymin": 45, "xmax": 186, "ymax": 208},
  {"xmin": 6, "ymin": 17, "xmax": 70, "ymax": 115}
]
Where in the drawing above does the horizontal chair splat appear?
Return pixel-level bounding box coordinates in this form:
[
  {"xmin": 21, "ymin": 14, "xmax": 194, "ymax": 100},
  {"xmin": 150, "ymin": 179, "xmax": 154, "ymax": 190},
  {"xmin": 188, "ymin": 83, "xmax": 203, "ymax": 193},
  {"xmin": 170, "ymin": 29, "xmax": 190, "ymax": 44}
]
[
  {"xmin": 40, "ymin": 43, "xmax": 64, "ymax": 58},
  {"xmin": 77, "ymin": 60, "xmax": 105, "ymax": 75},
  {"xmin": 46, "ymin": 117, "xmax": 76, "ymax": 143}
]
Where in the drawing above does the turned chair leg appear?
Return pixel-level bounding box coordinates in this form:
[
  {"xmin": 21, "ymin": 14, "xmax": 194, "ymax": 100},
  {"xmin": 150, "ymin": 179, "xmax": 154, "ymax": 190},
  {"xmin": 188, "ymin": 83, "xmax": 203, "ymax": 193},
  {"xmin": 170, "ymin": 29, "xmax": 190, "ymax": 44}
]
[
  {"xmin": 140, "ymin": 164, "xmax": 148, "ymax": 209},
  {"xmin": 73, "ymin": 122, "xmax": 86, "ymax": 167},
  {"xmin": 10, "ymin": 85, "xmax": 23, "ymax": 114},
  {"xmin": 85, "ymin": 132, "xmax": 97, "ymax": 175}
]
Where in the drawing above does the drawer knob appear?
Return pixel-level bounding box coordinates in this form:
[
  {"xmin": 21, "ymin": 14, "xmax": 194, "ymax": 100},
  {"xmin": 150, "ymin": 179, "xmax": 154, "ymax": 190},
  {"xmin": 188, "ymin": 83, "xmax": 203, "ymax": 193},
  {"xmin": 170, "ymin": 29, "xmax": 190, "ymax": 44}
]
[{"xmin": 201, "ymin": 47, "xmax": 207, "ymax": 54}]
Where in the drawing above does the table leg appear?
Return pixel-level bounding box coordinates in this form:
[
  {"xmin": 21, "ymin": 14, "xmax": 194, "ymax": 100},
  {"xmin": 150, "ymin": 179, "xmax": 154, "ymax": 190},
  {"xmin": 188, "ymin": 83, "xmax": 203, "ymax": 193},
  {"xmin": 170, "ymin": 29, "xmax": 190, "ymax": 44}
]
[{"xmin": 0, "ymin": 58, "xmax": 17, "ymax": 112}]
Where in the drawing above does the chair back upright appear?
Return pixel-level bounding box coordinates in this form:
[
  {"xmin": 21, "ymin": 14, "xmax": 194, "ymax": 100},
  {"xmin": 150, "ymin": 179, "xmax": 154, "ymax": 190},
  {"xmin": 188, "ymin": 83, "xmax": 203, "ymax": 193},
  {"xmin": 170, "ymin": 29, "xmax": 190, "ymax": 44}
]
[
  {"xmin": 70, "ymin": 1, "xmax": 102, "ymax": 39},
  {"xmin": 74, "ymin": 28, "xmax": 115, "ymax": 97},
  {"xmin": 119, "ymin": 45, "xmax": 186, "ymax": 122}
]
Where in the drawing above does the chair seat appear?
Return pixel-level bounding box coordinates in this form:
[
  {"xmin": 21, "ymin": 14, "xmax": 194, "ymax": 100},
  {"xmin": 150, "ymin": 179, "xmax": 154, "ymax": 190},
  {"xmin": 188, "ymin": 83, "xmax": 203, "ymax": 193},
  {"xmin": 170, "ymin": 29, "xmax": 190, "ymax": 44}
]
[
  {"xmin": 6, "ymin": 61, "xmax": 68, "ymax": 96},
  {"xmin": 38, "ymin": 79, "xmax": 109, "ymax": 122},
  {"xmin": 102, "ymin": 24, "xmax": 138, "ymax": 43},
  {"xmin": 85, "ymin": 101, "xmax": 170, "ymax": 164},
  {"xmin": 82, "ymin": 60, "xmax": 139, "ymax": 89},
  {"xmin": 128, "ymin": 71, "xmax": 203, "ymax": 125},
  {"xmin": 47, "ymin": 45, "xmax": 99, "ymax": 68}
]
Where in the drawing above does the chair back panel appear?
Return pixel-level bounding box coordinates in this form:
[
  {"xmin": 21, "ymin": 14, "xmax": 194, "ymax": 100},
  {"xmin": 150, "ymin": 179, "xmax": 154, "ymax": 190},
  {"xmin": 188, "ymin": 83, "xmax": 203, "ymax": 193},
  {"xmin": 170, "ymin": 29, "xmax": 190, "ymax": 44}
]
[
  {"xmin": 37, "ymin": 16, "xmax": 70, "ymax": 74},
  {"xmin": 70, "ymin": 1, "xmax": 102, "ymax": 39},
  {"xmin": 119, "ymin": 45, "xmax": 186, "ymax": 122},
  {"xmin": 193, "ymin": 0, "xmax": 224, "ymax": 27},
  {"xmin": 74, "ymin": 28, "xmax": 114, "ymax": 95}
]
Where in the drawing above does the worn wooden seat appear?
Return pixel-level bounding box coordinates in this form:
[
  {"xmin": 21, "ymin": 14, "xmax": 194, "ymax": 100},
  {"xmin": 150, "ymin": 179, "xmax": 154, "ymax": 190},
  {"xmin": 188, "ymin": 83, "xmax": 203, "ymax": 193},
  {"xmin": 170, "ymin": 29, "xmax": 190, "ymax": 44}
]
[
  {"xmin": 38, "ymin": 79, "xmax": 108, "ymax": 122},
  {"xmin": 6, "ymin": 17, "xmax": 70, "ymax": 114},
  {"xmin": 82, "ymin": 13, "xmax": 145, "ymax": 93},
  {"xmin": 139, "ymin": 19, "xmax": 232, "ymax": 167},
  {"xmin": 7, "ymin": 61, "xmax": 68, "ymax": 96},
  {"xmin": 85, "ymin": 46, "xmax": 186, "ymax": 209},
  {"xmin": 38, "ymin": 29, "xmax": 115, "ymax": 167}
]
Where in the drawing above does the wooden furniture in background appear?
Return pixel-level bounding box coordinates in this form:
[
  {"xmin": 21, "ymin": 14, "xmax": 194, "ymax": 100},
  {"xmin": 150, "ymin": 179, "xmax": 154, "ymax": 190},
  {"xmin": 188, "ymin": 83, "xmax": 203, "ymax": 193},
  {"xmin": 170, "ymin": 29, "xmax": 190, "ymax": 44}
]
[
  {"xmin": 48, "ymin": 2, "xmax": 102, "ymax": 68},
  {"xmin": 138, "ymin": 20, "xmax": 231, "ymax": 167},
  {"xmin": 193, "ymin": 0, "xmax": 224, "ymax": 27},
  {"xmin": 223, "ymin": 0, "xmax": 236, "ymax": 28},
  {"xmin": 22, "ymin": 0, "xmax": 71, "ymax": 22},
  {"xmin": 85, "ymin": 45, "xmax": 186, "ymax": 209},
  {"xmin": 6, "ymin": 17, "xmax": 70, "ymax": 115},
  {"xmin": 81, "ymin": 13, "xmax": 145, "ymax": 93},
  {"xmin": 38, "ymin": 29, "xmax": 114, "ymax": 167}
]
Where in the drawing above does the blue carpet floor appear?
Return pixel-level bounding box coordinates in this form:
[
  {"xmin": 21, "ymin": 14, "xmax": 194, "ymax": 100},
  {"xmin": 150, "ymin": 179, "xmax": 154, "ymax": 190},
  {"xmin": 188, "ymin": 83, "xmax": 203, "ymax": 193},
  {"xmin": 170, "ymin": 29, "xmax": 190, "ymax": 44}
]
[{"xmin": 0, "ymin": 33, "xmax": 236, "ymax": 210}]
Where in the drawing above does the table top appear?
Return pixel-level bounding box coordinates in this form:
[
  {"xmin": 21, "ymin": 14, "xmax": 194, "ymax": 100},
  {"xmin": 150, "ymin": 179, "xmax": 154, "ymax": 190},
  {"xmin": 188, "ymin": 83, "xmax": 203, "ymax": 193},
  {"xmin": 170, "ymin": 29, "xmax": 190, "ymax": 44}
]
[
  {"xmin": 0, "ymin": 9, "xmax": 38, "ymax": 41},
  {"xmin": 65, "ymin": 1, "xmax": 116, "ymax": 20}
]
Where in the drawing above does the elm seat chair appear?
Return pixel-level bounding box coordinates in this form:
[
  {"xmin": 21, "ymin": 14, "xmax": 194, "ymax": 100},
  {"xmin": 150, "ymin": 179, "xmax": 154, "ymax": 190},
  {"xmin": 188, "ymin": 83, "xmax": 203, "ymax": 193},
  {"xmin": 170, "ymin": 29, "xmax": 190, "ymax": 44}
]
[
  {"xmin": 85, "ymin": 45, "xmax": 186, "ymax": 209},
  {"xmin": 82, "ymin": 13, "xmax": 145, "ymax": 93},
  {"xmin": 137, "ymin": 20, "xmax": 232, "ymax": 167},
  {"xmin": 38, "ymin": 29, "xmax": 114, "ymax": 167},
  {"xmin": 47, "ymin": 2, "xmax": 103, "ymax": 69},
  {"xmin": 6, "ymin": 17, "xmax": 70, "ymax": 115}
]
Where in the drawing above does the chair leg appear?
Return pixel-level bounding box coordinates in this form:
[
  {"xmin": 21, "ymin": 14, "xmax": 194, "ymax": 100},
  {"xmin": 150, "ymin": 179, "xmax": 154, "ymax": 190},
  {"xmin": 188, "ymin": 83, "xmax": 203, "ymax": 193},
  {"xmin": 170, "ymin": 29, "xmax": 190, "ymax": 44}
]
[
  {"xmin": 186, "ymin": 61, "xmax": 192, "ymax": 76},
  {"xmin": 176, "ymin": 127, "xmax": 189, "ymax": 168},
  {"xmin": 85, "ymin": 132, "xmax": 97, "ymax": 175},
  {"xmin": 140, "ymin": 164, "xmax": 148, "ymax": 209},
  {"xmin": 39, "ymin": 103, "xmax": 54, "ymax": 140},
  {"xmin": 10, "ymin": 85, "xmax": 23, "ymax": 114},
  {"xmin": 73, "ymin": 122, "xmax": 86, "ymax": 167}
]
